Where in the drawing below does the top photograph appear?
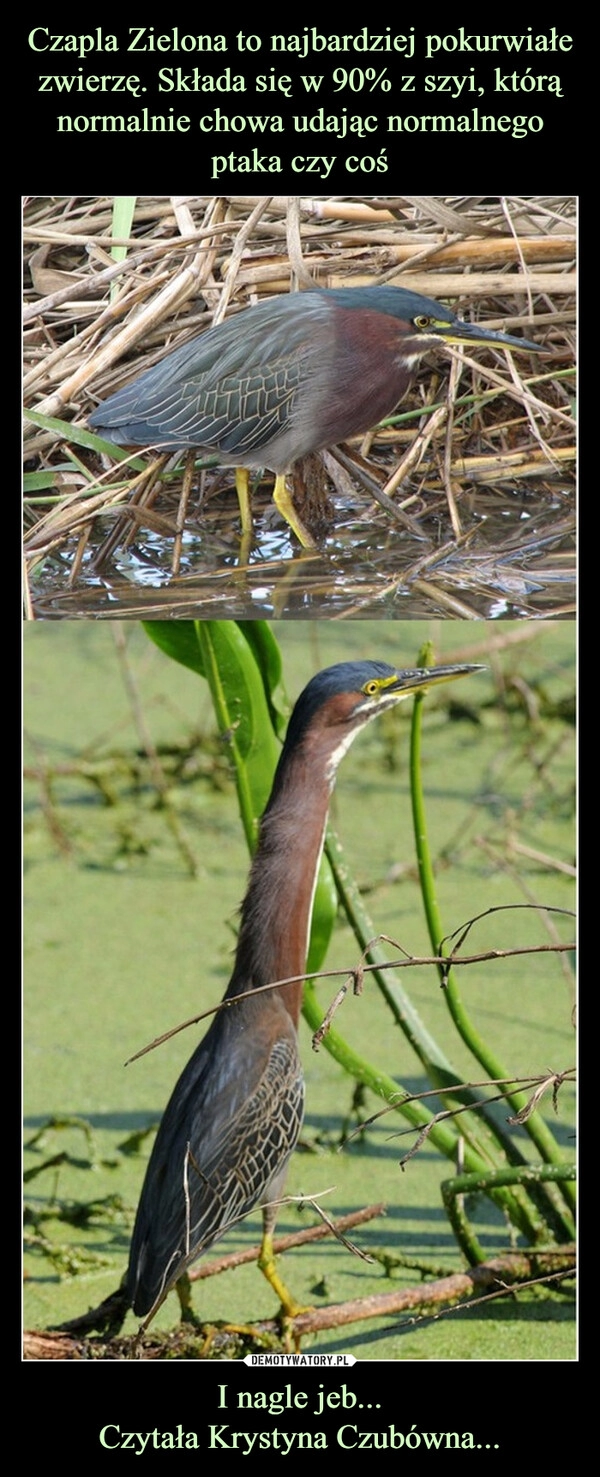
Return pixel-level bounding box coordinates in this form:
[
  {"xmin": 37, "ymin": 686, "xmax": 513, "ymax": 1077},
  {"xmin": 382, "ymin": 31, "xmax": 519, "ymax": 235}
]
[{"xmin": 23, "ymin": 194, "xmax": 576, "ymax": 620}]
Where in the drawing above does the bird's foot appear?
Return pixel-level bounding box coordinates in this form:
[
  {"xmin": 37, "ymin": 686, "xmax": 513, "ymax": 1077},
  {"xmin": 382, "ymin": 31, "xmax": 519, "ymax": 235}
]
[
  {"xmin": 273, "ymin": 474, "xmax": 319, "ymax": 549},
  {"xmin": 258, "ymin": 1240, "xmax": 311, "ymax": 1351},
  {"xmin": 175, "ymin": 1271, "xmax": 202, "ymax": 1325}
]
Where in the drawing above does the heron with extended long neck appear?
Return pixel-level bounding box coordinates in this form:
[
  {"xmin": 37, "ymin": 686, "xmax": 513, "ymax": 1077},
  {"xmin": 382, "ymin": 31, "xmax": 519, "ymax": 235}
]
[{"xmin": 127, "ymin": 659, "xmax": 482, "ymax": 1325}]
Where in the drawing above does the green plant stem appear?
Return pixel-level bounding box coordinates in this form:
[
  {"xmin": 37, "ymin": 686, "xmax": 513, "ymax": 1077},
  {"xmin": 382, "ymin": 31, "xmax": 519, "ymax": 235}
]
[
  {"xmin": 441, "ymin": 1165, "xmax": 577, "ymax": 1266},
  {"xmin": 322, "ymin": 828, "xmax": 558, "ymax": 1246},
  {"xmin": 409, "ymin": 655, "xmax": 575, "ymax": 1225},
  {"xmin": 301, "ymin": 983, "xmax": 541, "ymax": 1241}
]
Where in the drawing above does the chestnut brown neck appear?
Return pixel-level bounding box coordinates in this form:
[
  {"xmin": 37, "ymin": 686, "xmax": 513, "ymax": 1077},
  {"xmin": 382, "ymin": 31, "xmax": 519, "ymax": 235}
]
[{"xmin": 225, "ymin": 739, "xmax": 335, "ymax": 1027}]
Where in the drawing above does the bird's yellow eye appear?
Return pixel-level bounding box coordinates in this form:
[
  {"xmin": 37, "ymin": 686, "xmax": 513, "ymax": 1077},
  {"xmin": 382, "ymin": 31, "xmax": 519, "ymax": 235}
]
[
  {"xmin": 414, "ymin": 315, "xmax": 434, "ymax": 330},
  {"xmin": 362, "ymin": 680, "xmax": 380, "ymax": 696}
]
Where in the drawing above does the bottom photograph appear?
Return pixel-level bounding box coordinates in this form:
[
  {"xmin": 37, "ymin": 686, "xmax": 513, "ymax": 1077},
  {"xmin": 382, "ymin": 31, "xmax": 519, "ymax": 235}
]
[{"xmin": 23, "ymin": 619, "xmax": 576, "ymax": 1363}]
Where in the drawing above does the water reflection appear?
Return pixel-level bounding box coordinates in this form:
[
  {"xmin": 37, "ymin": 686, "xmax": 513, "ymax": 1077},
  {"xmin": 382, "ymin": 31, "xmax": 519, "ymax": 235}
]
[{"xmin": 29, "ymin": 475, "xmax": 574, "ymax": 621}]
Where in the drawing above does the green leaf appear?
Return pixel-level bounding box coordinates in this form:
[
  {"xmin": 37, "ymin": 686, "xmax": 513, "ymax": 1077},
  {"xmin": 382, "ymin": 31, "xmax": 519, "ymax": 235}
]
[
  {"xmin": 24, "ymin": 408, "xmax": 147, "ymax": 466},
  {"xmin": 194, "ymin": 622, "xmax": 280, "ymax": 845},
  {"xmin": 143, "ymin": 621, "xmax": 208, "ymax": 680},
  {"xmin": 142, "ymin": 619, "xmax": 339, "ymax": 972},
  {"xmin": 110, "ymin": 197, "xmax": 137, "ymax": 262},
  {"xmin": 236, "ymin": 621, "xmax": 288, "ymax": 737}
]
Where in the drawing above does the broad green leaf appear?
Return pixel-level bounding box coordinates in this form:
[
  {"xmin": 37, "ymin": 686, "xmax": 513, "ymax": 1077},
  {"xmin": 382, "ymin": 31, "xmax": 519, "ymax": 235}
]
[
  {"xmin": 143, "ymin": 621, "xmax": 208, "ymax": 680},
  {"xmin": 143, "ymin": 620, "xmax": 339, "ymax": 968},
  {"xmin": 194, "ymin": 621, "xmax": 279, "ymax": 846},
  {"xmin": 236, "ymin": 621, "xmax": 288, "ymax": 737}
]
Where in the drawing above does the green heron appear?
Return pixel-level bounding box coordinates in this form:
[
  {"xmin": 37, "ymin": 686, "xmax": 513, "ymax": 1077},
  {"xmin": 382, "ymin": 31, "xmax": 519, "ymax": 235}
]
[
  {"xmin": 127, "ymin": 658, "xmax": 482, "ymax": 1326},
  {"xmin": 88, "ymin": 286, "xmax": 543, "ymax": 548}
]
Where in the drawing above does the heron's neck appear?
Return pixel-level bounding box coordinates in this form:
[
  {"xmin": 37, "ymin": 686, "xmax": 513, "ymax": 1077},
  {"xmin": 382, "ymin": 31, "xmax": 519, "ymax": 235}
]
[{"xmin": 226, "ymin": 744, "xmax": 335, "ymax": 1025}]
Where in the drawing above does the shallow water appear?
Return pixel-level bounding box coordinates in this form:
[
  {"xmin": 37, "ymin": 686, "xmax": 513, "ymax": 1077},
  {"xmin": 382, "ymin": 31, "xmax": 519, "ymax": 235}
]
[{"xmin": 29, "ymin": 474, "xmax": 574, "ymax": 621}]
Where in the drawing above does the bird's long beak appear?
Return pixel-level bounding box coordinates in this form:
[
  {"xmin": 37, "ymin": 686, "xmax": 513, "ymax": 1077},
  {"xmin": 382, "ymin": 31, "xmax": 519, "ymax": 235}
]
[
  {"xmin": 390, "ymin": 663, "xmax": 486, "ymax": 695},
  {"xmin": 436, "ymin": 320, "xmax": 542, "ymax": 354}
]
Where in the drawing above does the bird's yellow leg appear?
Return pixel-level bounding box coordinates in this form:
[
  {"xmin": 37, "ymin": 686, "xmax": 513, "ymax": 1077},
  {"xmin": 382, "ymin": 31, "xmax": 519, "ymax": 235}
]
[
  {"xmin": 176, "ymin": 1271, "xmax": 200, "ymax": 1324},
  {"xmin": 258, "ymin": 1229, "xmax": 306, "ymax": 1320},
  {"xmin": 235, "ymin": 468, "xmax": 254, "ymax": 538},
  {"xmin": 273, "ymin": 474, "xmax": 318, "ymax": 550}
]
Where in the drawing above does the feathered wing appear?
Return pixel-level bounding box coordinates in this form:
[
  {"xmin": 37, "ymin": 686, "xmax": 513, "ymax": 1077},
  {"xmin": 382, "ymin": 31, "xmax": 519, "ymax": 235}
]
[
  {"xmin": 127, "ymin": 997, "xmax": 304, "ymax": 1316},
  {"xmin": 88, "ymin": 295, "xmax": 329, "ymax": 456}
]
